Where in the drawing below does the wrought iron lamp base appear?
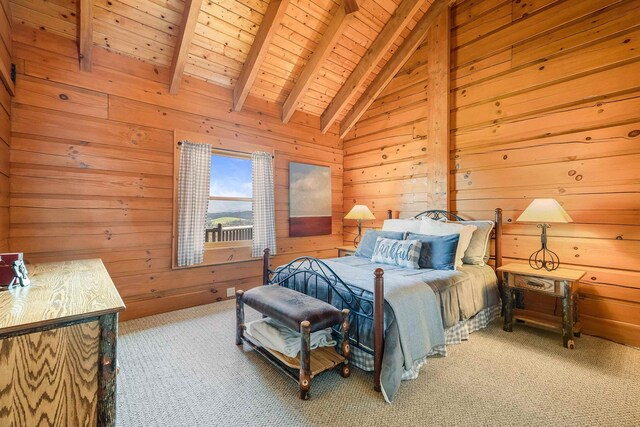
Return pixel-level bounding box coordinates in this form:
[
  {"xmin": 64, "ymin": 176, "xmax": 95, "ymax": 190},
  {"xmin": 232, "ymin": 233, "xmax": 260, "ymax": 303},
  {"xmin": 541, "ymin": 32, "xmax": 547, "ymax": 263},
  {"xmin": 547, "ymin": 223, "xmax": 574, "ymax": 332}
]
[
  {"xmin": 353, "ymin": 220, "xmax": 363, "ymax": 248},
  {"xmin": 529, "ymin": 223, "xmax": 560, "ymax": 271}
]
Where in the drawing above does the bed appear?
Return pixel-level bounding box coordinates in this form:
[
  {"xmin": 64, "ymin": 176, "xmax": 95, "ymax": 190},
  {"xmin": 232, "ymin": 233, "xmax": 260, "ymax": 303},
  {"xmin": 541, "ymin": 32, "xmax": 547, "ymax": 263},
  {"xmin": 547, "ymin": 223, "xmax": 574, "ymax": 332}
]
[{"xmin": 261, "ymin": 209, "xmax": 504, "ymax": 402}]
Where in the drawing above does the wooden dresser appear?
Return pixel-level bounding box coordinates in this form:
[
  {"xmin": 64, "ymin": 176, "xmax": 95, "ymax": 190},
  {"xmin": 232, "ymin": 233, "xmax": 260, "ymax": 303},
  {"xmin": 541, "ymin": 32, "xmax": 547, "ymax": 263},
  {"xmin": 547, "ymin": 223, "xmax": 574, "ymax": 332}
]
[{"xmin": 0, "ymin": 259, "xmax": 125, "ymax": 427}]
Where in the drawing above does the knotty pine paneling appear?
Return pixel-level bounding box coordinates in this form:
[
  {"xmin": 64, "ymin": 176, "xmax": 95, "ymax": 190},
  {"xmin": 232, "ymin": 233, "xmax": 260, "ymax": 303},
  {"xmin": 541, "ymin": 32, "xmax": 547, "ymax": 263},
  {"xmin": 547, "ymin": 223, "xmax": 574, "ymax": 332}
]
[
  {"xmin": 345, "ymin": 0, "xmax": 640, "ymax": 346},
  {"xmin": 9, "ymin": 24, "xmax": 343, "ymax": 320},
  {"xmin": 0, "ymin": 0, "xmax": 10, "ymax": 251},
  {"xmin": 450, "ymin": 0, "xmax": 640, "ymax": 347}
]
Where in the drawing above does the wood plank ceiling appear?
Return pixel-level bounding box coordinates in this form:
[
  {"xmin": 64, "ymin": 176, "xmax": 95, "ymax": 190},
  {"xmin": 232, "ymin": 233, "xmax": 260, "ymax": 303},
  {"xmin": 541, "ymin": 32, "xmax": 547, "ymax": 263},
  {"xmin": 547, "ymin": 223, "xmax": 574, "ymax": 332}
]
[{"xmin": 10, "ymin": 0, "xmax": 436, "ymax": 135}]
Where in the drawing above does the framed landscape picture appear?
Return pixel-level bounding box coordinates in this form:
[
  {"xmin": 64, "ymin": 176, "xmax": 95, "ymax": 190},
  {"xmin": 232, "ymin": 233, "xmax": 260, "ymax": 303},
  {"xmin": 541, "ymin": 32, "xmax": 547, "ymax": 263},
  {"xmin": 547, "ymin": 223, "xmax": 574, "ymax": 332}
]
[{"xmin": 289, "ymin": 162, "xmax": 332, "ymax": 237}]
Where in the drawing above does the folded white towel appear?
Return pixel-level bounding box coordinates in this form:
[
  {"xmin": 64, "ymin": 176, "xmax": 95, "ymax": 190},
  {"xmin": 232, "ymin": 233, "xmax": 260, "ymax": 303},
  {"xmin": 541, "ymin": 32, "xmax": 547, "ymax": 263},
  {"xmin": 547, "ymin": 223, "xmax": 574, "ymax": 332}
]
[{"xmin": 246, "ymin": 318, "xmax": 337, "ymax": 358}]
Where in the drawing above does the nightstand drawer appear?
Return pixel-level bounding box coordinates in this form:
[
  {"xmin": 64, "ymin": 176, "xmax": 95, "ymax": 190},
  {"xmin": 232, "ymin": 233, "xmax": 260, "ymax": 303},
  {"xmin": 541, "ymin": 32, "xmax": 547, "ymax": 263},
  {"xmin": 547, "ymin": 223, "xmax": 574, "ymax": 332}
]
[{"xmin": 513, "ymin": 275, "xmax": 562, "ymax": 295}]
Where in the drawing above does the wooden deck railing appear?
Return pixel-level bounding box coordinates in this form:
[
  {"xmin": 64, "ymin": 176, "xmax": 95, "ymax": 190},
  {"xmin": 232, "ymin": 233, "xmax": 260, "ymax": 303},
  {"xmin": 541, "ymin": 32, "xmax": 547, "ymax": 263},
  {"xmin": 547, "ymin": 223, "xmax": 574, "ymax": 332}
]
[{"xmin": 205, "ymin": 224, "xmax": 253, "ymax": 243}]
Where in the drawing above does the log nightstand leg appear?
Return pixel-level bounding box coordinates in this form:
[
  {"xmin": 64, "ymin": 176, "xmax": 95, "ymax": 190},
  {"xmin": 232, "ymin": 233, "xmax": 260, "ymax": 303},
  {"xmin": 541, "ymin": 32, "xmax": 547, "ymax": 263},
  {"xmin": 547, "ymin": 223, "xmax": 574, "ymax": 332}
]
[
  {"xmin": 562, "ymin": 281, "xmax": 575, "ymax": 349},
  {"xmin": 573, "ymin": 291, "xmax": 581, "ymax": 338},
  {"xmin": 235, "ymin": 290, "xmax": 245, "ymax": 346},
  {"xmin": 340, "ymin": 309, "xmax": 350, "ymax": 378},
  {"xmin": 503, "ymin": 287, "xmax": 514, "ymax": 332},
  {"xmin": 299, "ymin": 320, "xmax": 311, "ymax": 400}
]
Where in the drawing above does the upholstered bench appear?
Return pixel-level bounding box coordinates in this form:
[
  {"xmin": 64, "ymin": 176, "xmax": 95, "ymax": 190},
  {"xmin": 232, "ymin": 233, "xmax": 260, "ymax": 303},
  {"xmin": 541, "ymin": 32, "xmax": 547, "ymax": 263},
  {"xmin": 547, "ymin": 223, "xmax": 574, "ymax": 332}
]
[{"xmin": 236, "ymin": 285, "xmax": 350, "ymax": 400}]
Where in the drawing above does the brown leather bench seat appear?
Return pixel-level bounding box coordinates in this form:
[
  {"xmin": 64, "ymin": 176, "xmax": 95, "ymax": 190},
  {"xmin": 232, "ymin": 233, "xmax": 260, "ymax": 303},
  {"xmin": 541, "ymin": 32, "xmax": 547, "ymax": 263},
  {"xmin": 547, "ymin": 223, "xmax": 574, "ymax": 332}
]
[{"xmin": 240, "ymin": 284, "xmax": 342, "ymax": 332}]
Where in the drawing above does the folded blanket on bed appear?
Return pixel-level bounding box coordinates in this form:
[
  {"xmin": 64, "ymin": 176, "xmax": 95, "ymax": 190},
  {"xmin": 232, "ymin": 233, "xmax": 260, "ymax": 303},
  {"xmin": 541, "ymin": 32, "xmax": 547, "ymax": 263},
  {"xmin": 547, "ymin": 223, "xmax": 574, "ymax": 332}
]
[{"xmin": 246, "ymin": 318, "xmax": 336, "ymax": 358}]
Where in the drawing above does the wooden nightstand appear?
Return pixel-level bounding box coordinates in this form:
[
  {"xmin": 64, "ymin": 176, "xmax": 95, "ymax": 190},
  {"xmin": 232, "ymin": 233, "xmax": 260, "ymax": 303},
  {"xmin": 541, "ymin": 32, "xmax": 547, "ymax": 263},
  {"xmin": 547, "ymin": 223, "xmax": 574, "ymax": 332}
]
[
  {"xmin": 336, "ymin": 245, "xmax": 357, "ymax": 257},
  {"xmin": 497, "ymin": 263, "xmax": 585, "ymax": 349}
]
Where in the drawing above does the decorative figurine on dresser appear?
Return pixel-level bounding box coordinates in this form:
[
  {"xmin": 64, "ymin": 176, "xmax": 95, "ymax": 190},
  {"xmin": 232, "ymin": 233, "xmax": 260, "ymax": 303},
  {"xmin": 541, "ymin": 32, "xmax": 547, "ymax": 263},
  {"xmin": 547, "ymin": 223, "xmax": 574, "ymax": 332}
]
[
  {"xmin": 0, "ymin": 258, "xmax": 125, "ymax": 426},
  {"xmin": 0, "ymin": 253, "xmax": 30, "ymax": 289},
  {"xmin": 498, "ymin": 263, "xmax": 585, "ymax": 349}
]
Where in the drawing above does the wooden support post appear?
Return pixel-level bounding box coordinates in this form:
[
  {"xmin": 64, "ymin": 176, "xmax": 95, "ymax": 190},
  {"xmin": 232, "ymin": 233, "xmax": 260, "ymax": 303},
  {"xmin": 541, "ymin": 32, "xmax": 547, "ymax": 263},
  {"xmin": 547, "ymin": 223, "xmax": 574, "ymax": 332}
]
[
  {"xmin": 340, "ymin": 309, "xmax": 351, "ymax": 378},
  {"xmin": 235, "ymin": 290, "xmax": 245, "ymax": 345},
  {"xmin": 299, "ymin": 320, "xmax": 311, "ymax": 400},
  {"xmin": 78, "ymin": 0, "xmax": 94, "ymax": 72},
  {"xmin": 97, "ymin": 313, "xmax": 117, "ymax": 427},
  {"xmin": 373, "ymin": 268, "xmax": 384, "ymax": 392},
  {"xmin": 426, "ymin": 4, "xmax": 451, "ymax": 210},
  {"xmin": 263, "ymin": 248, "xmax": 271, "ymax": 285}
]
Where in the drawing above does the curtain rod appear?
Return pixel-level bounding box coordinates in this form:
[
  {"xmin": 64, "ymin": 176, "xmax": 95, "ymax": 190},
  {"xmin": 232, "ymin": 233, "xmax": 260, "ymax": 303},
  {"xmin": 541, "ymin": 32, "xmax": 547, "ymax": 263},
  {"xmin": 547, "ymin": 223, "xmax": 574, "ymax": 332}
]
[{"xmin": 177, "ymin": 141, "xmax": 274, "ymax": 158}]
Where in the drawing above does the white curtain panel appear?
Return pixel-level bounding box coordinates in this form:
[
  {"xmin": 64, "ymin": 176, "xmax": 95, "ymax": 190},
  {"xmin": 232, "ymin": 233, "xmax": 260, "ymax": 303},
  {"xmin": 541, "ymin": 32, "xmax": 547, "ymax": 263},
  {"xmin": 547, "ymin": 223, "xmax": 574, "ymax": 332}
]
[
  {"xmin": 177, "ymin": 141, "xmax": 212, "ymax": 267},
  {"xmin": 252, "ymin": 152, "xmax": 277, "ymax": 257}
]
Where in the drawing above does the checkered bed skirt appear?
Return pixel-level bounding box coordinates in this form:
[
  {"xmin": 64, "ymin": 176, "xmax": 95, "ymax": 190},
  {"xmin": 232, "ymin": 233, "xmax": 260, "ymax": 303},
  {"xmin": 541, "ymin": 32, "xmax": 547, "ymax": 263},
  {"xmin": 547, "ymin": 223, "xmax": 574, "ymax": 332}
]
[{"xmin": 348, "ymin": 304, "xmax": 501, "ymax": 375}]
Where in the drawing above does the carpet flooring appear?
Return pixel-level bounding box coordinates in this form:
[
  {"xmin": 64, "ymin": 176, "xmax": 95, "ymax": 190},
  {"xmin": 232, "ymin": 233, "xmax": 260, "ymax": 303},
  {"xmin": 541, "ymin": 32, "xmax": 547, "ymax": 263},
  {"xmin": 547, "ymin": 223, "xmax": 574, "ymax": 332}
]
[{"xmin": 116, "ymin": 300, "xmax": 640, "ymax": 427}]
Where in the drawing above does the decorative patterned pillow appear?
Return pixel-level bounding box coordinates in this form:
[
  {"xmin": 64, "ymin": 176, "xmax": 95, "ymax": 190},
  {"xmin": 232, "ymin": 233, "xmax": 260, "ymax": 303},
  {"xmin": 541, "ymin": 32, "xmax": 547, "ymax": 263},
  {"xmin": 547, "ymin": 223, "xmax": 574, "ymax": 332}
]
[
  {"xmin": 354, "ymin": 230, "xmax": 404, "ymax": 259},
  {"xmin": 371, "ymin": 237, "xmax": 421, "ymax": 269}
]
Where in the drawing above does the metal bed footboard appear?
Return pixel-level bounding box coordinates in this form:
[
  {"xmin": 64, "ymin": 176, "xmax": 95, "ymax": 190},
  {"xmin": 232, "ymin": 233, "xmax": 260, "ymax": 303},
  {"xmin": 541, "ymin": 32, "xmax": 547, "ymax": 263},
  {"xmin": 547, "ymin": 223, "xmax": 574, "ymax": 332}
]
[{"xmin": 261, "ymin": 249, "xmax": 385, "ymax": 392}]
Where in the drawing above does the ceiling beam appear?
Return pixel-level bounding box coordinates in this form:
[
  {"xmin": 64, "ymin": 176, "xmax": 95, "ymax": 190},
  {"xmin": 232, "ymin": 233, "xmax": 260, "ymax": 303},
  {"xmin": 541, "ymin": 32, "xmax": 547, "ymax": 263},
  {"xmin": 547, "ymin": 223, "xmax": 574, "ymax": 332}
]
[
  {"xmin": 282, "ymin": 1, "xmax": 359, "ymax": 124},
  {"xmin": 78, "ymin": 0, "xmax": 93, "ymax": 72},
  {"xmin": 339, "ymin": 0, "xmax": 447, "ymax": 138},
  {"xmin": 169, "ymin": 0, "xmax": 204, "ymax": 95},
  {"xmin": 343, "ymin": 0, "xmax": 359, "ymax": 14},
  {"xmin": 319, "ymin": 0, "xmax": 425, "ymax": 134},
  {"xmin": 233, "ymin": 0, "xmax": 290, "ymax": 112}
]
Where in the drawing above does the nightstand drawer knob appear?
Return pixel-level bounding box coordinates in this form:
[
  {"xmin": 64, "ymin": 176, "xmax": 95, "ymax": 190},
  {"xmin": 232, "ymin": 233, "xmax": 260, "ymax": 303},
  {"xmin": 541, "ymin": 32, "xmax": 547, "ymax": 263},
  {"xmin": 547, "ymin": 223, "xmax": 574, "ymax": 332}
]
[
  {"xmin": 513, "ymin": 275, "xmax": 559, "ymax": 295},
  {"xmin": 526, "ymin": 281, "xmax": 544, "ymax": 288}
]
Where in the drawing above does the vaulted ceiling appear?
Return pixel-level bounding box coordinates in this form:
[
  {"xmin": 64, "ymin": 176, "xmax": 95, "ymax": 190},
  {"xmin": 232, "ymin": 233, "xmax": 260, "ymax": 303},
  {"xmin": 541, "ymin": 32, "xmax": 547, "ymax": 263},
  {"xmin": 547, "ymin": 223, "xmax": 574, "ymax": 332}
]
[{"xmin": 11, "ymin": 0, "xmax": 442, "ymax": 136}]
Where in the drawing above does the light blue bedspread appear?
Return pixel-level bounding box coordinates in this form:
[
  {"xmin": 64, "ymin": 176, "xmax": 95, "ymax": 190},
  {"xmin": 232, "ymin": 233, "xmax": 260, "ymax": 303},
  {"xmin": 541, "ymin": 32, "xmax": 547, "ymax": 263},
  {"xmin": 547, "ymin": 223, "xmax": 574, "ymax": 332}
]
[{"xmin": 320, "ymin": 259, "xmax": 446, "ymax": 401}]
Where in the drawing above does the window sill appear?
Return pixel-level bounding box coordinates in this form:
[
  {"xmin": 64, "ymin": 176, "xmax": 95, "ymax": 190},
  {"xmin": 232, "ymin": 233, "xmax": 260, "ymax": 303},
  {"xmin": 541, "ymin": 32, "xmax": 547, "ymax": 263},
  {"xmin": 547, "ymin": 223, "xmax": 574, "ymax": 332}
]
[
  {"xmin": 172, "ymin": 244, "xmax": 255, "ymax": 269},
  {"xmin": 205, "ymin": 240, "xmax": 252, "ymax": 250}
]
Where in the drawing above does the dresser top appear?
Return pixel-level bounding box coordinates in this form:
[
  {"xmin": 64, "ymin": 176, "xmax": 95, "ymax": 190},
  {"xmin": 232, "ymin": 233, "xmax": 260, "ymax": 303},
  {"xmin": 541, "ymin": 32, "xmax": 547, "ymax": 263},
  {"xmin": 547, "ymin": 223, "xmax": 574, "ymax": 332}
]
[
  {"xmin": 497, "ymin": 262, "xmax": 586, "ymax": 281},
  {"xmin": 0, "ymin": 259, "xmax": 125, "ymax": 335}
]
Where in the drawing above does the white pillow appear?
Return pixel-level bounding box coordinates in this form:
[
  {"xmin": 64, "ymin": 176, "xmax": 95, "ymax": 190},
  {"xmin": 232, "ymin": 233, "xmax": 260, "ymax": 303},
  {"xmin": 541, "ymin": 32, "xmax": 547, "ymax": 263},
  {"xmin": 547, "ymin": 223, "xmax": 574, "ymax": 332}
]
[
  {"xmin": 382, "ymin": 218, "xmax": 422, "ymax": 233},
  {"xmin": 419, "ymin": 218, "xmax": 477, "ymax": 269}
]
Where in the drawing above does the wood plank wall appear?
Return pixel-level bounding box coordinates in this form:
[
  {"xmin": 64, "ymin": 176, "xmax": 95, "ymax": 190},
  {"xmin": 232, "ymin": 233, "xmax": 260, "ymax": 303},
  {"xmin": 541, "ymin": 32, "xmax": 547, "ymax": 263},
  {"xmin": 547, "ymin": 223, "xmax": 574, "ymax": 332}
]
[
  {"xmin": 9, "ymin": 24, "xmax": 343, "ymax": 320},
  {"xmin": 0, "ymin": 0, "xmax": 11, "ymax": 251},
  {"xmin": 342, "ymin": 10, "xmax": 450, "ymax": 240},
  {"xmin": 345, "ymin": 0, "xmax": 640, "ymax": 347},
  {"xmin": 451, "ymin": 0, "xmax": 640, "ymax": 347}
]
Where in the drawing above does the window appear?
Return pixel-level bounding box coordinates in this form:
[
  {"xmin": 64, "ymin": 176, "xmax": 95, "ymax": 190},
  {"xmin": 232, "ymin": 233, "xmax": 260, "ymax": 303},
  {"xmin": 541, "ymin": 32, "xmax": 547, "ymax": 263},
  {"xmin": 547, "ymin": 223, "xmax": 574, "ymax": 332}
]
[{"xmin": 206, "ymin": 152, "xmax": 253, "ymax": 248}]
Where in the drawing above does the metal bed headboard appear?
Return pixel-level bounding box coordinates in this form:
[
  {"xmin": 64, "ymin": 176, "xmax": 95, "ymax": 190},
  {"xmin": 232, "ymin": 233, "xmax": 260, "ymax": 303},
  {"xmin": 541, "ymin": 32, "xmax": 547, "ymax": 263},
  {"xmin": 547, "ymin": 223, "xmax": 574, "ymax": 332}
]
[{"xmin": 386, "ymin": 208, "xmax": 504, "ymax": 278}]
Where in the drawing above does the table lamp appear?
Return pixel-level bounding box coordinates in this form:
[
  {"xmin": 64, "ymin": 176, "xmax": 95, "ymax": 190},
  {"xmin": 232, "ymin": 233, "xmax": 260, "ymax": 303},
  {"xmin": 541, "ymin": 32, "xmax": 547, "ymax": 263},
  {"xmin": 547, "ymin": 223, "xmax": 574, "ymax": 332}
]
[
  {"xmin": 516, "ymin": 199, "xmax": 572, "ymax": 271},
  {"xmin": 344, "ymin": 205, "xmax": 375, "ymax": 247}
]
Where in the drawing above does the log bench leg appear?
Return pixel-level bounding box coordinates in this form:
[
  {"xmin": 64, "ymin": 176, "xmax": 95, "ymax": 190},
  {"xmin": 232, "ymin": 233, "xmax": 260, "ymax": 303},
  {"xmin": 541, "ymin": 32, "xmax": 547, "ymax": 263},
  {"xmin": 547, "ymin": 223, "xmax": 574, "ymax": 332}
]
[
  {"xmin": 299, "ymin": 320, "xmax": 311, "ymax": 400},
  {"xmin": 340, "ymin": 309, "xmax": 350, "ymax": 378},
  {"xmin": 235, "ymin": 290, "xmax": 245, "ymax": 346}
]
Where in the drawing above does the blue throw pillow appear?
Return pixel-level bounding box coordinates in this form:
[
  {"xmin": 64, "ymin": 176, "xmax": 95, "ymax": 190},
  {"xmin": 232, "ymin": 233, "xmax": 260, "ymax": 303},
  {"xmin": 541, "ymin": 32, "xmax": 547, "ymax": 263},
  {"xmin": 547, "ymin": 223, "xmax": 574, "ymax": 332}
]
[
  {"xmin": 371, "ymin": 237, "xmax": 421, "ymax": 269},
  {"xmin": 406, "ymin": 232, "xmax": 460, "ymax": 270},
  {"xmin": 354, "ymin": 230, "xmax": 404, "ymax": 259}
]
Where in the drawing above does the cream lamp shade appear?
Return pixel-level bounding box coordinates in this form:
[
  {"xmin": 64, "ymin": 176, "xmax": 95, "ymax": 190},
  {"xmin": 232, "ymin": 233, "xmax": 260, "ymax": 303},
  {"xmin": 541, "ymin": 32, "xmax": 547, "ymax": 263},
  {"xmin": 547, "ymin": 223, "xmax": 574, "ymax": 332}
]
[
  {"xmin": 516, "ymin": 199, "xmax": 573, "ymax": 224},
  {"xmin": 344, "ymin": 205, "xmax": 376, "ymax": 220}
]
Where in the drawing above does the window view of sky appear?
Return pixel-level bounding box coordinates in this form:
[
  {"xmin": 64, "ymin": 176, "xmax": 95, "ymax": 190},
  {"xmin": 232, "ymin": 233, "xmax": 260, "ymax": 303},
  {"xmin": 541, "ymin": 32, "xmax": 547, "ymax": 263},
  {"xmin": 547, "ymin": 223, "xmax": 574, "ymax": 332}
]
[{"xmin": 209, "ymin": 155, "xmax": 252, "ymax": 214}]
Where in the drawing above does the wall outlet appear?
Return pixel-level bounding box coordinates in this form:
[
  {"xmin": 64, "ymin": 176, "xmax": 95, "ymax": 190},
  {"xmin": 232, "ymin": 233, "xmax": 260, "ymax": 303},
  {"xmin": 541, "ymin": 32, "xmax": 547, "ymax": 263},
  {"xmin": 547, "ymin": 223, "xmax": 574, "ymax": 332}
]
[{"xmin": 226, "ymin": 287, "xmax": 236, "ymax": 297}]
